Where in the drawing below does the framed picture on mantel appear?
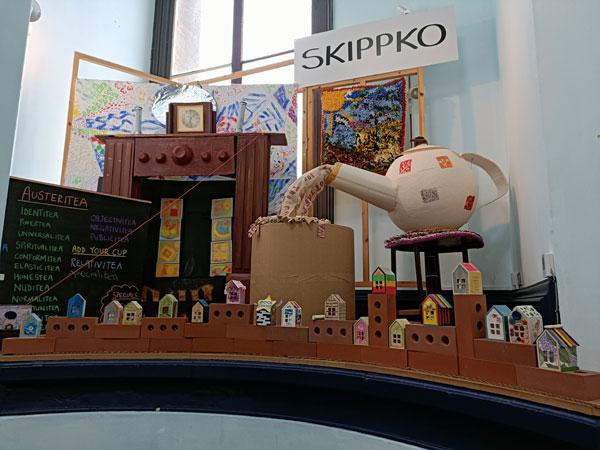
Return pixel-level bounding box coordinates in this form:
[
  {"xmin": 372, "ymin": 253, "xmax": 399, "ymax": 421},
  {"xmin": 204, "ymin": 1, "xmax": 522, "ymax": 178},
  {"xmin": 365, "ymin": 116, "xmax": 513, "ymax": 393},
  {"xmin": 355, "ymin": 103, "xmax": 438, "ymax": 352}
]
[{"xmin": 168, "ymin": 102, "xmax": 213, "ymax": 134}]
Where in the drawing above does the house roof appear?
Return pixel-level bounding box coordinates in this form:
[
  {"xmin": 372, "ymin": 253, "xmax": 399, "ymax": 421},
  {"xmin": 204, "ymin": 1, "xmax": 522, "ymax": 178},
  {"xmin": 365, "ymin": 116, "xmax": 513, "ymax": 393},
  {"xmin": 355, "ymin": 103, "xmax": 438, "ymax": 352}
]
[
  {"xmin": 355, "ymin": 316, "xmax": 369, "ymax": 326},
  {"xmin": 513, "ymin": 305, "xmax": 541, "ymax": 319},
  {"xmin": 458, "ymin": 262, "xmax": 479, "ymax": 273},
  {"xmin": 194, "ymin": 299, "xmax": 210, "ymax": 308},
  {"xmin": 372, "ymin": 266, "xmax": 394, "ymax": 277},
  {"xmin": 68, "ymin": 293, "xmax": 86, "ymax": 304},
  {"xmin": 225, "ymin": 280, "xmax": 246, "ymax": 290},
  {"xmin": 389, "ymin": 318, "xmax": 409, "ymax": 330},
  {"xmin": 326, "ymin": 294, "xmax": 345, "ymax": 304},
  {"xmin": 124, "ymin": 300, "xmax": 143, "ymax": 310},
  {"xmin": 283, "ymin": 300, "xmax": 301, "ymax": 310},
  {"xmin": 543, "ymin": 325, "xmax": 579, "ymax": 348},
  {"xmin": 107, "ymin": 300, "xmax": 123, "ymax": 309},
  {"xmin": 488, "ymin": 305, "xmax": 511, "ymax": 317},
  {"xmin": 423, "ymin": 294, "xmax": 452, "ymax": 309}
]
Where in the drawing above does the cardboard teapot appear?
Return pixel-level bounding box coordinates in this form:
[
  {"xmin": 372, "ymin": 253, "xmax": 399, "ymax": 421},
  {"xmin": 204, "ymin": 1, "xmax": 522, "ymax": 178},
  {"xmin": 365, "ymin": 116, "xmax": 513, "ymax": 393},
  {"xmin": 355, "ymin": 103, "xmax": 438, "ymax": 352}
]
[{"xmin": 280, "ymin": 143, "xmax": 508, "ymax": 232}]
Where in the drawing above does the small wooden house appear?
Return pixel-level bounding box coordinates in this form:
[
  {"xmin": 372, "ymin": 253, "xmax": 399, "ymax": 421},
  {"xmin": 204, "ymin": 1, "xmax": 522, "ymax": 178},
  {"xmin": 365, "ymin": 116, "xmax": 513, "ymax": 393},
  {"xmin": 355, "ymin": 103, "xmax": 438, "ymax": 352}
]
[
  {"xmin": 354, "ymin": 317, "xmax": 369, "ymax": 345},
  {"xmin": 102, "ymin": 300, "xmax": 123, "ymax": 324},
  {"xmin": 122, "ymin": 301, "xmax": 143, "ymax": 325},
  {"xmin": 372, "ymin": 267, "xmax": 396, "ymax": 295},
  {"xmin": 191, "ymin": 299, "xmax": 210, "ymax": 323},
  {"xmin": 536, "ymin": 325, "xmax": 579, "ymax": 372},
  {"xmin": 20, "ymin": 313, "xmax": 42, "ymax": 337},
  {"xmin": 256, "ymin": 296, "xmax": 277, "ymax": 326},
  {"xmin": 225, "ymin": 280, "xmax": 246, "ymax": 304},
  {"xmin": 324, "ymin": 294, "xmax": 346, "ymax": 320},
  {"xmin": 158, "ymin": 293, "xmax": 179, "ymax": 318},
  {"xmin": 0, "ymin": 305, "xmax": 32, "ymax": 330},
  {"xmin": 508, "ymin": 305, "xmax": 543, "ymax": 345},
  {"xmin": 452, "ymin": 262, "xmax": 483, "ymax": 295},
  {"xmin": 67, "ymin": 293, "xmax": 86, "ymax": 317},
  {"xmin": 421, "ymin": 294, "xmax": 452, "ymax": 326},
  {"xmin": 486, "ymin": 305, "xmax": 511, "ymax": 341},
  {"xmin": 389, "ymin": 318, "xmax": 410, "ymax": 349},
  {"xmin": 281, "ymin": 301, "xmax": 302, "ymax": 327}
]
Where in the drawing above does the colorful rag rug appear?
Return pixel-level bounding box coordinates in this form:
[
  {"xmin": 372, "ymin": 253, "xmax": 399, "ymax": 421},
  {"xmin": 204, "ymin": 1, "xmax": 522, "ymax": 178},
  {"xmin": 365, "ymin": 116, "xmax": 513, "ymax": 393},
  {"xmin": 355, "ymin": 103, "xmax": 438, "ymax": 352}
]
[{"xmin": 321, "ymin": 78, "xmax": 407, "ymax": 174}]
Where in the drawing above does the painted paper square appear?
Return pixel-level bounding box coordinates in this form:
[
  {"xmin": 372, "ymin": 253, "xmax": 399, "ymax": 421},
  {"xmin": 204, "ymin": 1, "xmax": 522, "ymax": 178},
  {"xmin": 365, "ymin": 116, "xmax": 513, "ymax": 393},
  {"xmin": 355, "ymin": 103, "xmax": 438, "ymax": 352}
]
[
  {"xmin": 157, "ymin": 241, "xmax": 180, "ymax": 263},
  {"xmin": 212, "ymin": 218, "xmax": 232, "ymax": 241},
  {"xmin": 211, "ymin": 197, "xmax": 234, "ymax": 219},
  {"xmin": 211, "ymin": 240, "xmax": 232, "ymax": 263},
  {"xmin": 210, "ymin": 263, "xmax": 233, "ymax": 277},
  {"xmin": 399, "ymin": 159, "xmax": 412, "ymax": 174},
  {"xmin": 160, "ymin": 218, "xmax": 181, "ymax": 240},
  {"xmin": 464, "ymin": 195, "xmax": 476, "ymax": 211},
  {"xmin": 160, "ymin": 198, "xmax": 183, "ymax": 219},
  {"xmin": 421, "ymin": 188, "xmax": 439, "ymax": 204},
  {"xmin": 156, "ymin": 263, "xmax": 179, "ymax": 278},
  {"xmin": 436, "ymin": 156, "xmax": 453, "ymax": 169}
]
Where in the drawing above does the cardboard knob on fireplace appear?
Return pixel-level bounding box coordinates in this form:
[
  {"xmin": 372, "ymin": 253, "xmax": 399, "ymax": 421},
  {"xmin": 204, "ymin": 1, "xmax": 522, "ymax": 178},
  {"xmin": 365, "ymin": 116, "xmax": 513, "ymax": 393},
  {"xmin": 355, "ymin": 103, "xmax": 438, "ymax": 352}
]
[
  {"xmin": 171, "ymin": 145, "xmax": 193, "ymax": 165},
  {"xmin": 218, "ymin": 151, "xmax": 229, "ymax": 162},
  {"xmin": 138, "ymin": 152, "xmax": 150, "ymax": 163},
  {"xmin": 201, "ymin": 152, "xmax": 211, "ymax": 162},
  {"xmin": 155, "ymin": 153, "xmax": 167, "ymax": 163}
]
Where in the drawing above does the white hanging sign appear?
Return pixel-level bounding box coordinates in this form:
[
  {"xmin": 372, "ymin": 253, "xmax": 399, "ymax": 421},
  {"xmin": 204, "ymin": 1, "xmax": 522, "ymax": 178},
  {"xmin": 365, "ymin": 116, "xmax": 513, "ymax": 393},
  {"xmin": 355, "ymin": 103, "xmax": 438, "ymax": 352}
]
[{"xmin": 294, "ymin": 7, "xmax": 458, "ymax": 87}]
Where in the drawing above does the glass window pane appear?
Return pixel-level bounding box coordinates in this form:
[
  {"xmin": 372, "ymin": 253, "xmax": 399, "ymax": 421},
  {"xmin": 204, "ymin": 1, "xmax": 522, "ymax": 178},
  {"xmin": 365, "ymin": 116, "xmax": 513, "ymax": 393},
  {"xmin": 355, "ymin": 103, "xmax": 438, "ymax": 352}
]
[
  {"xmin": 171, "ymin": 65, "xmax": 233, "ymax": 86},
  {"xmin": 242, "ymin": 0, "xmax": 311, "ymax": 61},
  {"xmin": 241, "ymin": 53, "xmax": 294, "ymax": 84},
  {"xmin": 172, "ymin": 0, "xmax": 234, "ymax": 76}
]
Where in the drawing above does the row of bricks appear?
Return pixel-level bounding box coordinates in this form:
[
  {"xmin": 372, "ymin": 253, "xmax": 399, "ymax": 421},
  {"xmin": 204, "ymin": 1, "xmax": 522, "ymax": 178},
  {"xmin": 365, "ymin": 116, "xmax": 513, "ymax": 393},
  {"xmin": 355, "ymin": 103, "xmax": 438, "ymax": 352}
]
[{"xmin": 4, "ymin": 335, "xmax": 599, "ymax": 401}]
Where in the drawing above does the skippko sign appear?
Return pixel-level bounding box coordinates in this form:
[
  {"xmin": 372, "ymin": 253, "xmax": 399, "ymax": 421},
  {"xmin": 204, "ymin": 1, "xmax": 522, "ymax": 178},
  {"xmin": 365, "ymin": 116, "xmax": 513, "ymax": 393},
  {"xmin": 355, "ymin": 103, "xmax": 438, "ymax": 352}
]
[{"xmin": 294, "ymin": 7, "xmax": 458, "ymax": 86}]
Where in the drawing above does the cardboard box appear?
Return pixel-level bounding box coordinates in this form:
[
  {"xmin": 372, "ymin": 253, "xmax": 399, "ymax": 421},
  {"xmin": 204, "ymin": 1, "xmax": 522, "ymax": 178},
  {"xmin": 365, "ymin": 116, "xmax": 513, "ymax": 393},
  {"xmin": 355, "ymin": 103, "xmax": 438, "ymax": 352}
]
[
  {"xmin": 454, "ymin": 294, "xmax": 487, "ymax": 358},
  {"xmin": 272, "ymin": 341, "xmax": 317, "ymax": 358},
  {"xmin": 317, "ymin": 343, "xmax": 362, "ymax": 363},
  {"xmin": 226, "ymin": 325, "xmax": 268, "ymax": 340},
  {"xmin": 210, "ymin": 303, "xmax": 254, "ymax": 325},
  {"xmin": 516, "ymin": 366, "xmax": 600, "ymax": 400},
  {"xmin": 140, "ymin": 318, "xmax": 186, "ymax": 339},
  {"xmin": 184, "ymin": 323, "xmax": 227, "ymax": 338},
  {"xmin": 474, "ymin": 338, "xmax": 537, "ymax": 366},
  {"xmin": 250, "ymin": 222, "xmax": 356, "ymax": 321},
  {"xmin": 368, "ymin": 293, "xmax": 396, "ymax": 347},
  {"xmin": 191, "ymin": 337, "xmax": 235, "ymax": 353},
  {"xmin": 54, "ymin": 338, "xmax": 150, "ymax": 353},
  {"xmin": 309, "ymin": 319, "xmax": 354, "ymax": 344},
  {"xmin": 149, "ymin": 338, "xmax": 192, "ymax": 353},
  {"xmin": 266, "ymin": 326, "xmax": 309, "ymax": 343},
  {"xmin": 233, "ymin": 339, "xmax": 273, "ymax": 356}
]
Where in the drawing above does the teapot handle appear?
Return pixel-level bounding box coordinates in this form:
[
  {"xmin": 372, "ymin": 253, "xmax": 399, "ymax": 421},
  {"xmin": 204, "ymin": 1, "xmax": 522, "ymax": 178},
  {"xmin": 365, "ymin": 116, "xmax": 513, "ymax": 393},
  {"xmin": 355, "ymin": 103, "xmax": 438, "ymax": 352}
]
[{"xmin": 460, "ymin": 153, "xmax": 508, "ymax": 210}]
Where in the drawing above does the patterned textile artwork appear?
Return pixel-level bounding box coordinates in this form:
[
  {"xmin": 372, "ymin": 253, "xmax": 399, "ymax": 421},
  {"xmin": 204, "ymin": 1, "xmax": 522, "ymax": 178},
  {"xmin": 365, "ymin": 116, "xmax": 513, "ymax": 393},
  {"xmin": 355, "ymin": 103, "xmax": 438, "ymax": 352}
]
[
  {"xmin": 64, "ymin": 81, "xmax": 297, "ymax": 213},
  {"xmin": 64, "ymin": 80, "xmax": 166, "ymax": 190},
  {"xmin": 208, "ymin": 84, "xmax": 297, "ymax": 213},
  {"xmin": 321, "ymin": 78, "xmax": 407, "ymax": 174}
]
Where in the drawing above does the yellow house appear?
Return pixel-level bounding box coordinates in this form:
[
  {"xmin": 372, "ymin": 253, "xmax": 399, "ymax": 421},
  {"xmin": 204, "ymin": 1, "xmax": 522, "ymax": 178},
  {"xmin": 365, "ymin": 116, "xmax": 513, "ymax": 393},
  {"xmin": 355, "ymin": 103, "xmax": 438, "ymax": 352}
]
[
  {"xmin": 158, "ymin": 293, "xmax": 179, "ymax": 318},
  {"xmin": 122, "ymin": 301, "xmax": 143, "ymax": 325},
  {"xmin": 389, "ymin": 318, "xmax": 410, "ymax": 348},
  {"xmin": 421, "ymin": 294, "xmax": 452, "ymax": 326}
]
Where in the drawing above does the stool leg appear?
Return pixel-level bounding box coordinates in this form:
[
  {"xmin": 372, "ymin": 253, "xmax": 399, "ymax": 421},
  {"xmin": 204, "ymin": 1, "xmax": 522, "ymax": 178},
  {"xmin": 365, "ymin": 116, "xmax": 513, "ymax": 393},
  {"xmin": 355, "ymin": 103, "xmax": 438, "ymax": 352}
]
[
  {"xmin": 391, "ymin": 249, "xmax": 397, "ymax": 275},
  {"xmin": 414, "ymin": 249, "xmax": 424, "ymax": 300},
  {"xmin": 462, "ymin": 249, "xmax": 469, "ymax": 262},
  {"xmin": 424, "ymin": 252, "xmax": 441, "ymax": 294}
]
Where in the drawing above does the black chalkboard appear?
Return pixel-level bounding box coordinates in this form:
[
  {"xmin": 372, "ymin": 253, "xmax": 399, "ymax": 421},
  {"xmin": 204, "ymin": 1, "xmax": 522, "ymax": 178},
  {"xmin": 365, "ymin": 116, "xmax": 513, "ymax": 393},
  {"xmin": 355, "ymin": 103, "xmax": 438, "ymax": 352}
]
[{"xmin": 0, "ymin": 177, "xmax": 151, "ymax": 323}]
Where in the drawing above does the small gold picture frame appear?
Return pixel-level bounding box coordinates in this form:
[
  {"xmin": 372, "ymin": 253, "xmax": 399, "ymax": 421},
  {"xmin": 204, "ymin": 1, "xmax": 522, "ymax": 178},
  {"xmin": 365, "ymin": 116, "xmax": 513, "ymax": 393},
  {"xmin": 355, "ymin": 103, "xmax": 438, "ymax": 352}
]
[{"xmin": 169, "ymin": 102, "xmax": 213, "ymax": 133}]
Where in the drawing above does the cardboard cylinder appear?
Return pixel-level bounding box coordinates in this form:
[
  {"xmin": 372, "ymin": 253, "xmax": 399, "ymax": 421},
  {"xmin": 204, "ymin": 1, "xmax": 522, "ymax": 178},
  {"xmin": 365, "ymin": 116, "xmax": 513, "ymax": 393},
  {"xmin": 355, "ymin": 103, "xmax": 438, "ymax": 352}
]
[{"xmin": 250, "ymin": 222, "xmax": 355, "ymax": 321}]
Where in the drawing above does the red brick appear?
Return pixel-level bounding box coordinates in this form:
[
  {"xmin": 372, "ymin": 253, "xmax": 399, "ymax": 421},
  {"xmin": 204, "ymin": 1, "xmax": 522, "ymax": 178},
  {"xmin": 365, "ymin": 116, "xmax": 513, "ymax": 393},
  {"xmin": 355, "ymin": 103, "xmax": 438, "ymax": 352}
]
[
  {"xmin": 272, "ymin": 341, "xmax": 316, "ymax": 358},
  {"xmin": 454, "ymin": 294, "xmax": 487, "ymax": 358},
  {"xmin": 184, "ymin": 323, "xmax": 227, "ymax": 338},
  {"xmin": 95, "ymin": 324, "xmax": 141, "ymax": 339},
  {"xmin": 408, "ymin": 351, "xmax": 458, "ymax": 375},
  {"xmin": 266, "ymin": 326, "xmax": 309, "ymax": 343},
  {"xmin": 233, "ymin": 339, "xmax": 273, "ymax": 356},
  {"xmin": 46, "ymin": 317, "xmax": 98, "ymax": 338},
  {"xmin": 226, "ymin": 325, "xmax": 268, "ymax": 340},
  {"xmin": 459, "ymin": 357, "xmax": 517, "ymax": 385},
  {"xmin": 516, "ymin": 366, "xmax": 600, "ymax": 400},
  {"xmin": 191, "ymin": 337, "xmax": 235, "ymax": 353},
  {"xmin": 405, "ymin": 324, "xmax": 457, "ymax": 355},
  {"xmin": 317, "ymin": 343, "xmax": 362, "ymax": 363},
  {"xmin": 474, "ymin": 338, "xmax": 537, "ymax": 366},
  {"xmin": 361, "ymin": 347, "xmax": 407, "ymax": 368},
  {"xmin": 368, "ymin": 293, "xmax": 396, "ymax": 347},
  {"xmin": 210, "ymin": 303, "xmax": 254, "ymax": 325},
  {"xmin": 55, "ymin": 338, "xmax": 150, "ymax": 353},
  {"xmin": 149, "ymin": 338, "xmax": 192, "ymax": 353},
  {"xmin": 309, "ymin": 320, "xmax": 353, "ymax": 344},
  {"xmin": 2, "ymin": 337, "xmax": 56, "ymax": 355},
  {"xmin": 140, "ymin": 318, "xmax": 186, "ymax": 339}
]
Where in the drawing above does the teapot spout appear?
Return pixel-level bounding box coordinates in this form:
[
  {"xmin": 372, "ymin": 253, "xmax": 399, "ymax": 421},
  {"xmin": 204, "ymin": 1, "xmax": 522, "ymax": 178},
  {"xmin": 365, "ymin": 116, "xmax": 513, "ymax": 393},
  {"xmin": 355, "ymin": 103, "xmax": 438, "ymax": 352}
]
[{"xmin": 327, "ymin": 163, "xmax": 396, "ymax": 212}]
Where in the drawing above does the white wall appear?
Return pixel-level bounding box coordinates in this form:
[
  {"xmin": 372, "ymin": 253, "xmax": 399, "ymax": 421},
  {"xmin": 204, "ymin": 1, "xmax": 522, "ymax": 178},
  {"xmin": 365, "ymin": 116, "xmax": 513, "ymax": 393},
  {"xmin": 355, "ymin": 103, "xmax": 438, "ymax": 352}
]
[
  {"xmin": 11, "ymin": 0, "xmax": 155, "ymax": 184},
  {"xmin": 0, "ymin": 0, "xmax": 31, "ymax": 242},
  {"xmin": 333, "ymin": 0, "xmax": 514, "ymax": 289},
  {"xmin": 529, "ymin": 0, "xmax": 600, "ymax": 369}
]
